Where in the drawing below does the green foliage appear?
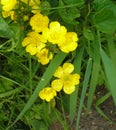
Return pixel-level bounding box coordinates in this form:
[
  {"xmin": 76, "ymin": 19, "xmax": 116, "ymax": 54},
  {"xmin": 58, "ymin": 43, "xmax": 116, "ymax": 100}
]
[
  {"xmin": 0, "ymin": 0, "xmax": 116, "ymax": 130},
  {"xmin": 76, "ymin": 58, "xmax": 92, "ymax": 130},
  {"xmin": 100, "ymin": 48, "xmax": 116, "ymax": 106},
  {"xmin": 58, "ymin": 0, "xmax": 83, "ymax": 25},
  {"xmin": 0, "ymin": 15, "xmax": 14, "ymax": 38},
  {"xmin": 93, "ymin": 0, "xmax": 116, "ymax": 33}
]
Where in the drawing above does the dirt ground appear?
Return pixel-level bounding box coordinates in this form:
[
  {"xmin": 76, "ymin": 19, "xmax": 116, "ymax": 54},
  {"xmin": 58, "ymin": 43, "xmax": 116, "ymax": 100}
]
[{"xmin": 50, "ymin": 88, "xmax": 116, "ymax": 130}]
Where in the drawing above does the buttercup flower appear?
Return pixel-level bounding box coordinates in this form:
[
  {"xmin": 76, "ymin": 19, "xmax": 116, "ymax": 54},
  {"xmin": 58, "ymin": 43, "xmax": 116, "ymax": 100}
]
[
  {"xmin": 1, "ymin": 0, "xmax": 17, "ymax": 11},
  {"xmin": 36, "ymin": 48, "xmax": 53, "ymax": 65},
  {"xmin": 30, "ymin": 13, "xmax": 49, "ymax": 32},
  {"xmin": 39, "ymin": 87, "xmax": 57, "ymax": 102},
  {"xmin": 22, "ymin": 31, "xmax": 46, "ymax": 55},
  {"xmin": 58, "ymin": 32, "xmax": 78, "ymax": 53},
  {"xmin": 51, "ymin": 63, "xmax": 80, "ymax": 94},
  {"xmin": 45, "ymin": 21, "xmax": 67, "ymax": 44}
]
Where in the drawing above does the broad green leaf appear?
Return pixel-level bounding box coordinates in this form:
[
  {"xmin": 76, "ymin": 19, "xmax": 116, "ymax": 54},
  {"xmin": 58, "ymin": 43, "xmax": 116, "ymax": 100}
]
[
  {"xmin": 0, "ymin": 15, "xmax": 14, "ymax": 38},
  {"xmin": 93, "ymin": 0, "xmax": 116, "ymax": 16},
  {"xmin": 93, "ymin": 9, "xmax": 116, "ymax": 34},
  {"xmin": 93, "ymin": 0, "xmax": 116, "ymax": 34},
  {"xmin": 100, "ymin": 48, "xmax": 116, "ymax": 106}
]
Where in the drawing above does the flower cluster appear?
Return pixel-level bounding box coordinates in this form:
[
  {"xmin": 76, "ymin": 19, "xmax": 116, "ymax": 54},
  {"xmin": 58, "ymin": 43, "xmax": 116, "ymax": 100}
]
[
  {"xmin": 0, "ymin": 0, "xmax": 41, "ymax": 20},
  {"xmin": 39, "ymin": 63, "xmax": 80, "ymax": 102},
  {"xmin": 0, "ymin": 1, "xmax": 80, "ymax": 102},
  {"xmin": 22, "ymin": 12, "xmax": 78, "ymax": 65}
]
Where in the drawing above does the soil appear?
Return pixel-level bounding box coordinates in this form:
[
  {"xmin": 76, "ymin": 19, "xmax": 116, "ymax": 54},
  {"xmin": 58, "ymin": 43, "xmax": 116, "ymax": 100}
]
[{"xmin": 50, "ymin": 88, "xmax": 116, "ymax": 130}]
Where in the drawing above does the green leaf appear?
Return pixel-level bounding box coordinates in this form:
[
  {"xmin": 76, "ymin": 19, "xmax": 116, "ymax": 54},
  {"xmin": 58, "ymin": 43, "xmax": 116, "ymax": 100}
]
[
  {"xmin": 93, "ymin": 0, "xmax": 116, "ymax": 34},
  {"xmin": 93, "ymin": 9, "xmax": 116, "ymax": 34},
  {"xmin": 58, "ymin": 0, "xmax": 80, "ymax": 25},
  {"xmin": 83, "ymin": 28, "xmax": 94, "ymax": 40},
  {"xmin": 69, "ymin": 47, "xmax": 84, "ymax": 124},
  {"xmin": 0, "ymin": 15, "xmax": 14, "ymax": 38},
  {"xmin": 87, "ymin": 31, "xmax": 101, "ymax": 112},
  {"xmin": 100, "ymin": 48, "xmax": 116, "ymax": 106},
  {"xmin": 31, "ymin": 120, "xmax": 48, "ymax": 130},
  {"xmin": 76, "ymin": 58, "xmax": 92, "ymax": 130}
]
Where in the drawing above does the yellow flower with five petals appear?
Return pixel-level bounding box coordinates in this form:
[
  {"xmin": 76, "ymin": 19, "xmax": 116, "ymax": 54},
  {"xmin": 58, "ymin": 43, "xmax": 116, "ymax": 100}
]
[{"xmin": 51, "ymin": 63, "xmax": 80, "ymax": 94}]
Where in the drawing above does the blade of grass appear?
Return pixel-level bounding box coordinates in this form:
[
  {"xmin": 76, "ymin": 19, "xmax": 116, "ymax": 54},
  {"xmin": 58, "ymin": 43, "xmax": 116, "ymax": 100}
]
[
  {"xmin": 100, "ymin": 48, "xmax": 116, "ymax": 106},
  {"xmin": 0, "ymin": 88, "xmax": 21, "ymax": 98},
  {"xmin": 76, "ymin": 58, "xmax": 92, "ymax": 130},
  {"xmin": 0, "ymin": 75, "xmax": 30, "ymax": 91},
  {"xmin": 107, "ymin": 34, "xmax": 116, "ymax": 68},
  {"xmin": 87, "ymin": 30, "xmax": 101, "ymax": 112},
  {"xmin": 8, "ymin": 51, "xmax": 67, "ymax": 129},
  {"xmin": 69, "ymin": 47, "xmax": 84, "ymax": 124},
  {"xmin": 95, "ymin": 92, "xmax": 111, "ymax": 120}
]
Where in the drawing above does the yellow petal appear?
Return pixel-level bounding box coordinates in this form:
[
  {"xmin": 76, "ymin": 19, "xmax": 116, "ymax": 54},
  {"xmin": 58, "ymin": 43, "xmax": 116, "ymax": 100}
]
[
  {"xmin": 26, "ymin": 44, "xmax": 37, "ymax": 55},
  {"xmin": 51, "ymin": 79, "xmax": 63, "ymax": 92},
  {"xmin": 63, "ymin": 85, "xmax": 75, "ymax": 94},
  {"xmin": 54, "ymin": 66, "xmax": 63, "ymax": 78},
  {"xmin": 63, "ymin": 63, "xmax": 74, "ymax": 74},
  {"xmin": 71, "ymin": 74, "xmax": 80, "ymax": 85}
]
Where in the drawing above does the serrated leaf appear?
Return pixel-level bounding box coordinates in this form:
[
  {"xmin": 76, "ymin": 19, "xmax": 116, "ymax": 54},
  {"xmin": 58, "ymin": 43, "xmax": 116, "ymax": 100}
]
[
  {"xmin": 58, "ymin": 0, "xmax": 80, "ymax": 25},
  {"xmin": 0, "ymin": 15, "xmax": 14, "ymax": 38}
]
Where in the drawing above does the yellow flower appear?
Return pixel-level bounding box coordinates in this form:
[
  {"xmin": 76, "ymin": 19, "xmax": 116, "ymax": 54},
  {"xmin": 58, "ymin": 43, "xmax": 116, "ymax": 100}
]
[
  {"xmin": 22, "ymin": 31, "xmax": 46, "ymax": 55},
  {"xmin": 46, "ymin": 21, "xmax": 67, "ymax": 44},
  {"xmin": 2, "ymin": 10, "xmax": 16, "ymax": 20},
  {"xmin": 36, "ymin": 48, "xmax": 53, "ymax": 65},
  {"xmin": 30, "ymin": 13, "xmax": 49, "ymax": 32},
  {"xmin": 39, "ymin": 87, "xmax": 57, "ymax": 102},
  {"xmin": 51, "ymin": 63, "xmax": 80, "ymax": 94},
  {"xmin": 58, "ymin": 32, "xmax": 78, "ymax": 53},
  {"xmin": 21, "ymin": 0, "xmax": 41, "ymax": 14},
  {"xmin": 1, "ymin": 0, "xmax": 17, "ymax": 11}
]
